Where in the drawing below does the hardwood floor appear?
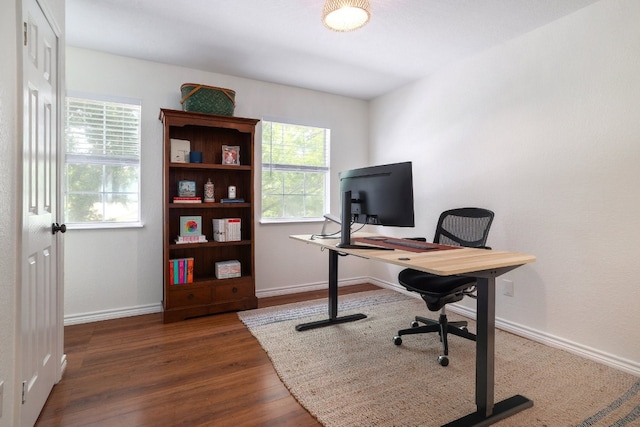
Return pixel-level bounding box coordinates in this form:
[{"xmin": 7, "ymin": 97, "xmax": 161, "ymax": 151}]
[{"xmin": 35, "ymin": 284, "xmax": 380, "ymax": 427}]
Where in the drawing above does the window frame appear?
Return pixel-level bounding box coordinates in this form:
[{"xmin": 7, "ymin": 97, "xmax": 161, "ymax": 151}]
[
  {"xmin": 260, "ymin": 118, "xmax": 331, "ymax": 224},
  {"xmin": 63, "ymin": 92, "xmax": 143, "ymax": 229}
]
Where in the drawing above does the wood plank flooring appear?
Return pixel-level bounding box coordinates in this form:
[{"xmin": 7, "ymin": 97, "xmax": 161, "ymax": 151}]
[{"xmin": 35, "ymin": 284, "xmax": 380, "ymax": 427}]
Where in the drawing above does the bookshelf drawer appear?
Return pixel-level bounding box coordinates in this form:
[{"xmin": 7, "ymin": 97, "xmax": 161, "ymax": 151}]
[
  {"xmin": 215, "ymin": 282, "xmax": 252, "ymax": 302},
  {"xmin": 169, "ymin": 288, "xmax": 212, "ymax": 308}
]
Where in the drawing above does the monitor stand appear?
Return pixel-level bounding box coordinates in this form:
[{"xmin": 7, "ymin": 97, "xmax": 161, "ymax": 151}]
[{"xmin": 336, "ymin": 190, "xmax": 393, "ymax": 250}]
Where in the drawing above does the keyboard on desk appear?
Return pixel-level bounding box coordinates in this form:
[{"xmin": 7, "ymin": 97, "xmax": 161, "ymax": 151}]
[{"xmin": 359, "ymin": 236, "xmax": 440, "ymax": 251}]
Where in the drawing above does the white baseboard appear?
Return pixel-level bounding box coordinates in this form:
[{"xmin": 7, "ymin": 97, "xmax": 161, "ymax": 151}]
[
  {"xmin": 374, "ymin": 278, "xmax": 640, "ymax": 377},
  {"xmin": 64, "ymin": 303, "xmax": 162, "ymax": 326},
  {"xmin": 62, "ymin": 278, "xmax": 640, "ymax": 377},
  {"xmin": 255, "ymin": 277, "xmax": 370, "ymax": 298},
  {"xmin": 62, "ymin": 278, "xmax": 370, "ymax": 325}
]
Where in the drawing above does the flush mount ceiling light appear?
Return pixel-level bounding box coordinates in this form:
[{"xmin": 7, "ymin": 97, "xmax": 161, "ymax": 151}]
[{"xmin": 322, "ymin": 0, "xmax": 371, "ymax": 32}]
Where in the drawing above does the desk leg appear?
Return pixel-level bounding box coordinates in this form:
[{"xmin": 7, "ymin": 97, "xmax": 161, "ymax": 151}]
[
  {"xmin": 442, "ymin": 276, "xmax": 533, "ymax": 427},
  {"xmin": 295, "ymin": 249, "xmax": 367, "ymax": 331}
]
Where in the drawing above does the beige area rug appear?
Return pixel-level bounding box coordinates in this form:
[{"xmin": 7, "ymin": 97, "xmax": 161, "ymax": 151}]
[{"xmin": 238, "ymin": 289, "xmax": 640, "ymax": 427}]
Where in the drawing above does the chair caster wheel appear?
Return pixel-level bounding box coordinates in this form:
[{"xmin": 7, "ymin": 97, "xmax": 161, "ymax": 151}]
[
  {"xmin": 438, "ymin": 355, "xmax": 449, "ymax": 366},
  {"xmin": 410, "ymin": 321, "xmax": 420, "ymax": 328},
  {"xmin": 393, "ymin": 336, "xmax": 402, "ymax": 345}
]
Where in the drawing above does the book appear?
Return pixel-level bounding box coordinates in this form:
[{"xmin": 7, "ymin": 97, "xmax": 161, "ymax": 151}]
[
  {"xmin": 178, "ymin": 259, "xmax": 185, "ymax": 283},
  {"xmin": 220, "ymin": 198, "xmax": 245, "ymax": 203},
  {"xmin": 227, "ymin": 218, "xmax": 241, "ymax": 241},
  {"xmin": 170, "ymin": 138, "xmax": 190, "ymax": 163},
  {"xmin": 179, "ymin": 216, "xmax": 202, "ymax": 237},
  {"xmin": 186, "ymin": 258, "xmax": 194, "ymax": 283},
  {"xmin": 173, "ymin": 196, "xmax": 202, "ymax": 204},
  {"xmin": 222, "ymin": 145, "xmax": 240, "ymax": 165}
]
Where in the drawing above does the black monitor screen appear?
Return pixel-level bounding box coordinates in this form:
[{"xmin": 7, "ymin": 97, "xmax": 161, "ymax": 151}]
[{"xmin": 337, "ymin": 161, "xmax": 415, "ymax": 248}]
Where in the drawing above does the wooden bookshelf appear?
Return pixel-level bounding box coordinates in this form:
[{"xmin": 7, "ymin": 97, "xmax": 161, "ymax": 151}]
[{"xmin": 160, "ymin": 109, "xmax": 259, "ymax": 322}]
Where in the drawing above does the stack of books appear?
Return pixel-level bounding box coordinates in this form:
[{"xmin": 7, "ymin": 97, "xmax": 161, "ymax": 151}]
[
  {"xmin": 175, "ymin": 235, "xmax": 208, "ymax": 244},
  {"xmin": 173, "ymin": 196, "xmax": 202, "ymax": 203},
  {"xmin": 212, "ymin": 218, "xmax": 241, "ymax": 242},
  {"xmin": 169, "ymin": 257, "xmax": 194, "ymax": 284}
]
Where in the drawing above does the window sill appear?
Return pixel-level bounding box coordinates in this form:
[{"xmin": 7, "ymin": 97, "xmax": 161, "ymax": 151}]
[
  {"xmin": 64, "ymin": 222, "xmax": 144, "ymax": 230},
  {"xmin": 259, "ymin": 218, "xmax": 324, "ymax": 225}
]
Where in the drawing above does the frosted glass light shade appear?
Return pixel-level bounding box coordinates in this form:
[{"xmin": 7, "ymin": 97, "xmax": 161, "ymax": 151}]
[{"xmin": 322, "ymin": 0, "xmax": 371, "ymax": 32}]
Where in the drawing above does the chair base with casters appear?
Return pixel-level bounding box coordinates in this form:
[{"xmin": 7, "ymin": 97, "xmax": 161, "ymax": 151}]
[
  {"xmin": 392, "ymin": 207, "xmax": 494, "ymax": 366},
  {"xmin": 393, "ymin": 307, "xmax": 476, "ymax": 367}
]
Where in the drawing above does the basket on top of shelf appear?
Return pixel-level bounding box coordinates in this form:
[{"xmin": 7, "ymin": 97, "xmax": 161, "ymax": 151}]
[{"xmin": 180, "ymin": 83, "xmax": 236, "ymax": 116}]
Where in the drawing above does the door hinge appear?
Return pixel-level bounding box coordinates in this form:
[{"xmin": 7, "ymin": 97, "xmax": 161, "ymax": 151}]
[
  {"xmin": 22, "ymin": 380, "xmax": 26, "ymax": 404},
  {"xmin": 23, "ymin": 22, "xmax": 27, "ymax": 47}
]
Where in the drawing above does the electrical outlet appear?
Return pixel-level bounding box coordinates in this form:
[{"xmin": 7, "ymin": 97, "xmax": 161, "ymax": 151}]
[{"xmin": 502, "ymin": 279, "xmax": 514, "ymax": 297}]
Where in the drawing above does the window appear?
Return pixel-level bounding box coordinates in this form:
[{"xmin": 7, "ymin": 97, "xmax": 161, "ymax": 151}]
[
  {"xmin": 261, "ymin": 120, "xmax": 330, "ymax": 222},
  {"xmin": 64, "ymin": 96, "xmax": 141, "ymax": 226}
]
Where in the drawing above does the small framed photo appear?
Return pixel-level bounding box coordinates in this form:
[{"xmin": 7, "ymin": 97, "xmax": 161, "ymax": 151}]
[
  {"xmin": 178, "ymin": 180, "xmax": 196, "ymax": 197},
  {"xmin": 222, "ymin": 145, "xmax": 240, "ymax": 165},
  {"xmin": 170, "ymin": 138, "xmax": 190, "ymax": 163}
]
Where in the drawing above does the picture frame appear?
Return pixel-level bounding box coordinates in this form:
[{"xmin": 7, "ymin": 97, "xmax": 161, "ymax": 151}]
[
  {"xmin": 170, "ymin": 138, "xmax": 190, "ymax": 163},
  {"xmin": 179, "ymin": 216, "xmax": 202, "ymax": 237},
  {"xmin": 178, "ymin": 180, "xmax": 196, "ymax": 197},
  {"xmin": 222, "ymin": 145, "xmax": 240, "ymax": 165}
]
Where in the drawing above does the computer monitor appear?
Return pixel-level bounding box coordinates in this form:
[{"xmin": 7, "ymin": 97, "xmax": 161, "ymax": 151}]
[{"xmin": 337, "ymin": 161, "xmax": 415, "ymax": 249}]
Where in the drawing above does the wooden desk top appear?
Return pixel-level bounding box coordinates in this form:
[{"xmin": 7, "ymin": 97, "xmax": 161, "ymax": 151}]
[{"xmin": 290, "ymin": 233, "xmax": 536, "ymax": 276}]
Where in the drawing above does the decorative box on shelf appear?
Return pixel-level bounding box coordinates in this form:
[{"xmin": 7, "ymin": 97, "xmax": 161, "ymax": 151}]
[{"xmin": 215, "ymin": 260, "xmax": 241, "ymax": 279}]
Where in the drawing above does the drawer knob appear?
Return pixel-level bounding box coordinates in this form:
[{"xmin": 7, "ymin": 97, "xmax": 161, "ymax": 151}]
[
  {"xmin": 188, "ymin": 293, "xmax": 195, "ymax": 300},
  {"xmin": 232, "ymin": 287, "xmax": 238, "ymax": 294}
]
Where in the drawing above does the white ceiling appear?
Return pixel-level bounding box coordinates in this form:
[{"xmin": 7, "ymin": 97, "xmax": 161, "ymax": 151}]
[{"xmin": 66, "ymin": 0, "xmax": 601, "ymax": 100}]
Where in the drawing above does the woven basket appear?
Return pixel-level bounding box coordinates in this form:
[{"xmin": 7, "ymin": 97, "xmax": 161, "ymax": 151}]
[{"xmin": 180, "ymin": 83, "xmax": 236, "ymax": 116}]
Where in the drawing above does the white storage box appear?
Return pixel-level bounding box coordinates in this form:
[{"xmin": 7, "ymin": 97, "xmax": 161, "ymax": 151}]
[{"xmin": 215, "ymin": 260, "xmax": 241, "ymax": 279}]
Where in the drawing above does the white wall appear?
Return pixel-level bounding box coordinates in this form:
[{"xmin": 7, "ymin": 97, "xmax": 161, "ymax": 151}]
[
  {"xmin": 64, "ymin": 0, "xmax": 639, "ymax": 375},
  {"xmin": 369, "ymin": 0, "xmax": 640, "ymax": 372},
  {"xmin": 64, "ymin": 47, "xmax": 371, "ymax": 321}
]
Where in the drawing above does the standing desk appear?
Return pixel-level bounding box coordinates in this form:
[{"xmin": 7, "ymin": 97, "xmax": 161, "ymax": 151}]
[{"xmin": 290, "ymin": 233, "xmax": 536, "ymax": 427}]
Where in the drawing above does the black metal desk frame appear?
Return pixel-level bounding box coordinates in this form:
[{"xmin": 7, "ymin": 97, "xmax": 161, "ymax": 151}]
[{"xmin": 295, "ymin": 247, "xmax": 533, "ymax": 427}]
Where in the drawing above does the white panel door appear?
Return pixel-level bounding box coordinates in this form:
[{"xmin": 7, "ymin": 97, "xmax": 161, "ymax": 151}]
[{"xmin": 21, "ymin": 0, "xmax": 62, "ymax": 425}]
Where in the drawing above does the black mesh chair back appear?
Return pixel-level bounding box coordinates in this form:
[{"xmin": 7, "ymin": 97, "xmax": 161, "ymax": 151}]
[{"xmin": 434, "ymin": 208, "xmax": 494, "ymax": 247}]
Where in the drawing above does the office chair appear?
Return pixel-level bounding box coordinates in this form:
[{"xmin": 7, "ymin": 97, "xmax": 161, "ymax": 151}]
[{"xmin": 393, "ymin": 207, "xmax": 494, "ymax": 366}]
